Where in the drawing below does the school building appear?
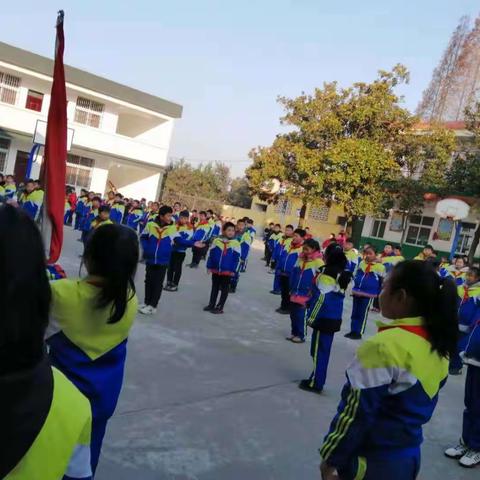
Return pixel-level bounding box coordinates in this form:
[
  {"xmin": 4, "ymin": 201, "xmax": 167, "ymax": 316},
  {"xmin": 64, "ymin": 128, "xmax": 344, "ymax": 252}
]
[{"xmin": 0, "ymin": 41, "xmax": 182, "ymax": 200}]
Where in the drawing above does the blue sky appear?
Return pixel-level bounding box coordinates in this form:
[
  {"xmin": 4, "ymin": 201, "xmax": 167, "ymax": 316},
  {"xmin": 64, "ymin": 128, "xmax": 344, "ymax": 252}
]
[{"xmin": 2, "ymin": 1, "xmax": 479, "ymax": 176}]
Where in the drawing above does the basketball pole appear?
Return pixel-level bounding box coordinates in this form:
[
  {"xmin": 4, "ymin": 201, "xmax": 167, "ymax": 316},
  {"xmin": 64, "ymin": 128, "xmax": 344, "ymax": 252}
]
[{"xmin": 449, "ymin": 220, "xmax": 462, "ymax": 261}]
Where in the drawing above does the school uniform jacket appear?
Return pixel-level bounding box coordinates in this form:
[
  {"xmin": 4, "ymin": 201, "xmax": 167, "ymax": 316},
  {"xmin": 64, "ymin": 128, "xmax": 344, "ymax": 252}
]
[
  {"xmin": 237, "ymin": 230, "xmax": 253, "ymax": 262},
  {"xmin": 289, "ymin": 254, "xmax": 324, "ymax": 304},
  {"xmin": 126, "ymin": 208, "xmax": 144, "ymax": 231},
  {"xmin": 193, "ymin": 221, "xmax": 212, "ymax": 243},
  {"xmin": 110, "ymin": 202, "xmax": 125, "ymax": 224},
  {"xmin": 141, "ymin": 222, "xmax": 178, "ymax": 265},
  {"xmin": 206, "ymin": 237, "xmax": 241, "ymax": 276},
  {"xmin": 352, "ymin": 261, "xmax": 385, "ymax": 297},
  {"xmin": 344, "ymin": 249, "xmax": 360, "ymax": 273},
  {"xmin": 21, "ymin": 190, "xmax": 44, "ymax": 221},
  {"xmin": 267, "ymin": 232, "xmax": 282, "ymax": 253},
  {"xmin": 442, "ymin": 266, "xmax": 468, "ymax": 286},
  {"xmin": 279, "ymin": 242, "xmax": 304, "ymax": 275},
  {"xmin": 463, "ymin": 320, "xmax": 480, "ymax": 367},
  {"xmin": 273, "ymin": 236, "xmax": 292, "ymax": 264},
  {"xmin": 2, "ymin": 357, "xmax": 92, "ymax": 480},
  {"xmin": 381, "ymin": 255, "xmax": 405, "ymax": 274},
  {"xmin": 4, "ymin": 183, "xmax": 16, "ymax": 200},
  {"xmin": 46, "ymin": 278, "xmax": 138, "ymax": 424},
  {"xmin": 173, "ymin": 224, "xmax": 195, "ymax": 253},
  {"xmin": 320, "ymin": 317, "xmax": 448, "ymax": 471},
  {"xmin": 307, "ymin": 270, "xmax": 350, "ymax": 333},
  {"xmin": 210, "ymin": 221, "xmax": 222, "ymax": 239},
  {"xmin": 458, "ymin": 282, "xmax": 480, "ymax": 333},
  {"xmin": 90, "ymin": 218, "xmax": 113, "ymax": 229},
  {"xmin": 82, "ymin": 207, "xmax": 98, "ymax": 233}
]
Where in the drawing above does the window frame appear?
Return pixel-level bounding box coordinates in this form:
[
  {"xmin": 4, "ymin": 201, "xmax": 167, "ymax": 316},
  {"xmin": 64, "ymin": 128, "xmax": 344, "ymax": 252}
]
[
  {"xmin": 370, "ymin": 218, "xmax": 387, "ymax": 239},
  {"xmin": 405, "ymin": 215, "xmax": 434, "ymax": 246},
  {"xmin": 25, "ymin": 90, "xmax": 44, "ymax": 112},
  {"xmin": 0, "ymin": 137, "xmax": 11, "ymax": 172},
  {"xmin": 66, "ymin": 154, "xmax": 95, "ymax": 189},
  {"xmin": 74, "ymin": 96, "xmax": 105, "ymax": 129},
  {"xmin": 0, "ymin": 71, "xmax": 21, "ymax": 106},
  {"xmin": 309, "ymin": 205, "xmax": 330, "ymax": 222}
]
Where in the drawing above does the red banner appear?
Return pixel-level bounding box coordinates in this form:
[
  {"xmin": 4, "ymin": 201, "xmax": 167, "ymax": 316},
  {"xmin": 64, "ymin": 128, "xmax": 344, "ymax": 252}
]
[{"xmin": 44, "ymin": 10, "xmax": 67, "ymax": 263}]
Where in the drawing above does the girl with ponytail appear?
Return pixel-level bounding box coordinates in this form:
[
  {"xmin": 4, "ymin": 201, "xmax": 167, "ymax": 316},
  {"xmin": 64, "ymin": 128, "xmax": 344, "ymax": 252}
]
[
  {"xmin": 46, "ymin": 224, "xmax": 139, "ymax": 475},
  {"xmin": 320, "ymin": 260, "xmax": 457, "ymax": 480}
]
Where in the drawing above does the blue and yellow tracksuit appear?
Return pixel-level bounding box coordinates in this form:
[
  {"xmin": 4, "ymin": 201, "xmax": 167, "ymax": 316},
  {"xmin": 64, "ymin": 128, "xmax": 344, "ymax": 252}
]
[
  {"xmin": 248, "ymin": 226, "xmax": 256, "ymax": 239},
  {"xmin": 193, "ymin": 221, "xmax": 212, "ymax": 242},
  {"xmin": 268, "ymin": 232, "xmax": 282, "ymax": 257},
  {"xmin": 141, "ymin": 222, "xmax": 178, "ymax": 265},
  {"xmin": 75, "ymin": 196, "xmax": 88, "ymax": 230},
  {"xmin": 173, "ymin": 224, "xmax": 195, "ymax": 253},
  {"xmin": 3, "ymin": 358, "xmax": 93, "ymax": 480},
  {"xmin": 277, "ymin": 241, "xmax": 304, "ymax": 311},
  {"xmin": 91, "ymin": 218, "xmax": 113, "ymax": 230},
  {"xmin": 461, "ymin": 321, "xmax": 480, "ymax": 451},
  {"xmin": 0, "ymin": 184, "xmax": 5, "ymax": 202},
  {"xmin": 450, "ymin": 282, "xmax": 480, "ymax": 371},
  {"xmin": 350, "ymin": 261, "xmax": 385, "ymax": 336},
  {"xmin": 306, "ymin": 272, "xmax": 351, "ymax": 390},
  {"xmin": 80, "ymin": 207, "xmax": 98, "ymax": 245},
  {"xmin": 381, "ymin": 254, "xmax": 405, "ymax": 274},
  {"xmin": 288, "ymin": 255, "xmax": 324, "ymax": 340},
  {"xmin": 344, "ymin": 248, "xmax": 359, "ymax": 273},
  {"xmin": 110, "ymin": 202, "xmax": 125, "ymax": 224},
  {"xmin": 269, "ymin": 232, "xmax": 285, "ymax": 292},
  {"xmin": 4, "ymin": 183, "xmax": 16, "ymax": 200},
  {"xmin": 441, "ymin": 265, "xmax": 468, "ymax": 286},
  {"xmin": 21, "ymin": 189, "xmax": 44, "ymax": 221},
  {"xmin": 210, "ymin": 220, "xmax": 222, "ymax": 240},
  {"xmin": 126, "ymin": 208, "xmax": 144, "ymax": 232},
  {"xmin": 231, "ymin": 229, "xmax": 253, "ymax": 288},
  {"xmin": 321, "ymin": 317, "xmax": 448, "ymax": 479},
  {"xmin": 46, "ymin": 277, "xmax": 138, "ymax": 474},
  {"xmin": 207, "ymin": 237, "xmax": 241, "ymax": 275}
]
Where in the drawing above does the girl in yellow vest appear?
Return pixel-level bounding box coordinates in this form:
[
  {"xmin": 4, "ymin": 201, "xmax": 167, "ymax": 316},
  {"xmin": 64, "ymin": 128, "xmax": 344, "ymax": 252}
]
[{"xmin": 0, "ymin": 204, "xmax": 92, "ymax": 480}]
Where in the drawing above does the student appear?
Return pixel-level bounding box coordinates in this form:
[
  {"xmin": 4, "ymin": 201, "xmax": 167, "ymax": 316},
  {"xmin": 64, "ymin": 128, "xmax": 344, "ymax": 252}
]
[
  {"xmin": 246, "ymin": 218, "xmax": 256, "ymax": 239},
  {"xmin": 145, "ymin": 201, "xmax": 160, "ymax": 225},
  {"xmin": 126, "ymin": 200, "xmax": 143, "ymax": 232},
  {"xmin": 449, "ymin": 267, "xmax": 480, "ymax": 376},
  {"xmin": 0, "ymin": 205, "xmax": 92, "ymax": 480},
  {"xmin": 191, "ymin": 209, "xmax": 199, "ymax": 226},
  {"xmin": 272, "ymin": 225, "xmax": 294, "ymax": 295},
  {"xmin": 287, "ymin": 238, "xmax": 324, "ymax": 343},
  {"xmin": 319, "ymin": 260, "xmax": 457, "ymax": 480},
  {"xmin": 0, "ymin": 173, "xmax": 5, "ymax": 202},
  {"xmin": 189, "ymin": 211, "xmax": 212, "ymax": 268},
  {"xmin": 277, "ymin": 228, "xmax": 307, "ymax": 314},
  {"xmin": 105, "ymin": 190, "xmax": 115, "ymax": 206},
  {"xmin": 343, "ymin": 237, "xmax": 359, "ymax": 273},
  {"xmin": 336, "ymin": 230, "xmax": 347, "ymax": 247},
  {"xmin": 91, "ymin": 205, "xmax": 113, "ymax": 230},
  {"xmin": 443, "ymin": 255, "xmax": 468, "ymax": 286},
  {"xmin": 266, "ymin": 223, "xmax": 281, "ymax": 268},
  {"xmin": 445, "ymin": 315, "xmax": 480, "ymax": 467},
  {"xmin": 4, "ymin": 174, "xmax": 16, "ymax": 200},
  {"xmin": 230, "ymin": 218, "xmax": 253, "ymax": 292},
  {"xmin": 204, "ymin": 222, "xmax": 241, "ymax": 314},
  {"xmin": 165, "ymin": 210, "xmax": 205, "ymax": 292},
  {"xmin": 414, "ymin": 244, "xmax": 436, "ymax": 261},
  {"xmin": 75, "ymin": 189, "xmax": 89, "ymax": 230},
  {"xmin": 210, "ymin": 214, "xmax": 223, "ymax": 240},
  {"xmin": 140, "ymin": 205, "xmax": 177, "ymax": 314},
  {"xmin": 110, "ymin": 193, "xmax": 125, "ymax": 224},
  {"xmin": 322, "ymin": 233, "xmax": 336, "ymax": 250},
  {"xmin": 382, "ymin": 245, "xmax": 405, "ymax": 274},
  {"xmin": 47, "ymin": 224, "xmax": 139, "ymax": 475},
  {"xmin": 172, "ymin": 202, "xmax": 182, "ymax": 222},
  {"xmin": 345, "ymin": 245, "xmax": 386, "ymax": 340},
  {"xmin": 300, "ymin": 243, "xmax": 352, "ymax": 393},
  {"xmin": 64, "ymin": 186, "xmax": 77, "ymax": 226},
  {"xmin": 81, "ymin": 196, "xmax": 101, "ymax": 247},
  {"xmin": 20, "ymin": 179, "xmax": 44, "ymax": 221}
]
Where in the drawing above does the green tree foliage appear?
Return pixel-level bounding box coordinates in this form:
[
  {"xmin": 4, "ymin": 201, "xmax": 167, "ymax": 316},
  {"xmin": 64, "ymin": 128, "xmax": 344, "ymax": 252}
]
[{"xmin": 227, "ymin": 177, "xmax": 252, "ymax": 208}]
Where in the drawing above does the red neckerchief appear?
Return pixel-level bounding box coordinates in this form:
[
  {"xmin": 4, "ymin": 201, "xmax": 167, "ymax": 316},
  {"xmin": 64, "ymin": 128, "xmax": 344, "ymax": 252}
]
[
  {"xmin": 364, "ymin": 262, "xmax": 373, "ymax": 274},
  {"xmin": 154, "ymin": 223, "xmax": 170, "ymax": 243},
  {"xmin": 197, "ymin": 220, "xmax": 209, "ymax": 226},
  {"xmin": 378, "ymin": 325, "xmax": 429, "ymax": 340},
  {"xmin": 462, "ymin": 285, "xmax": 470, "ymax": 302}
]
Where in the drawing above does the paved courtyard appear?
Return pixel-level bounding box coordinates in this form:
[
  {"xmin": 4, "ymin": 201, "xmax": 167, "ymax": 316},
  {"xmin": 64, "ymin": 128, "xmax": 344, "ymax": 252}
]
[{"xmin": 58, "ymin": 227, "xmax": 477, "ymax": 480}]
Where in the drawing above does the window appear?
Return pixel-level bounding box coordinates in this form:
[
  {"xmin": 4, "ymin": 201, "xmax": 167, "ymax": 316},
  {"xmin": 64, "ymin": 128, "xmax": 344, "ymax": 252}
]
[
  {"xmin": 66, "ymin": 154, "xmax": 95, "ymax": 189},
  {"xmin": 309, "ymin": 205, "xmax": 330, "ymax": 222},
  {"xmin": 457, "ymin": 222, "xmax": 477, "ymax": 255},
  {"xmin": 405, "ymin": 215, "xmax": 434, "ymax": 245},
  {"xmin": 74, "ymin": 97, "xmax": 104, "ymax": 128},
  {"xmin": 371, "ymin": 219, "xmax": 387, "ymax": 238},
  {"xmin": 0, "ymin": 71, "xmax": 21, "ymax": 105},
  {"xmin": 0, "ymin": 138, "xmax": 10, "ymax": 171},
  {"xmin": 274, "ymin": 199, "xmax": 292, "ymax": 215},
  {"xmin": 25, "ymin": 90, "xmax": 44, "ymax": 112}
]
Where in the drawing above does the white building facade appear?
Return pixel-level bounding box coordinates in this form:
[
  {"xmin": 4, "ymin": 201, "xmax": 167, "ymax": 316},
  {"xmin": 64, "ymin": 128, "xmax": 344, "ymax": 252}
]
[{"xmin": 0, "ymin": 42, "xmax": 182, "ymax": 200}]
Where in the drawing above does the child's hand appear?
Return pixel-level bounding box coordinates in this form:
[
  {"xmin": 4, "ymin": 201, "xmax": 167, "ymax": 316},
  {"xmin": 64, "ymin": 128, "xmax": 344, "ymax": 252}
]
[
  {"xmin": 194, "ymin": 241, "xmax": 205, "ymax": 248},
  {"xmin": 320, "ymin": 461, "xmax": 340, "ymax": 479}
]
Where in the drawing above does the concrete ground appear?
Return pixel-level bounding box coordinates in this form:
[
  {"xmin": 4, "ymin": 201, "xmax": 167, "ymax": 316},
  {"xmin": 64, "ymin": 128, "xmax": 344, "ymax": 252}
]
[{"xmin": 59, "ymin": 228, "xmax": 477, "ymax": 480}]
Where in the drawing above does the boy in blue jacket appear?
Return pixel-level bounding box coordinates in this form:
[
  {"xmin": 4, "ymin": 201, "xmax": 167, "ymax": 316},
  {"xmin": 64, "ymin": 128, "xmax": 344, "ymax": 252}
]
[
  {"xmin": 277, "ymin": 228, "xmax": 307, "ymax": 314},
  {"xmin": 140, "ymin": 205, "xmax": 177, "ymax": 314},
  {"xmin": 81, "ymin": 196, "xmax": 101, "ymax": 247},
  {"xmin": 74, "ymin": 189, "xmax": 89, "ymax": 230},
  {"xmin": 345, "ymin": 245, "xmax": 386, "ymax": 340},
  {"xmin": 449, "ymin": 267, "xmax": 480, "ymax": 375},
  {"xmin": 287, "ymin": 238, "xmax": 323, "ymax": 343},
  {"xmin": 204, "ymin": 222, "xmax": 241, "ymax": 314},
  {"xmin": 126, "ymin": 200, "xmax": 144, "ymax": 232},
  {"xmin": 230, "ymin": 218, "xmax": 252, "ymax": 293},
  {"xmin": 110, "ymin": 193, "xmax": 126, "ymax": 224},
  {"xmin": 189, "ymin": 211, "xmax": 212, "ymax": 268},
  {"xmin": 271, "ymin": 225, "xmax": 294, "ymax": 294}
]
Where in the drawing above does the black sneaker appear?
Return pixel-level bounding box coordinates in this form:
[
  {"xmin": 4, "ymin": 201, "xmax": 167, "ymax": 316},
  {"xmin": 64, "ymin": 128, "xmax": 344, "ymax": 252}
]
[
  {"xmin": 164, "ymin": 285, "xmax": 178, "ymax": 292},
  {"xmin": 276, "ymin": 308, "xmax": 290, "ymax": 315},
  {"xmin": 210, "ymin": 307, "xmax": 224, "ymax": 315},
  {"xmin": 190, "ymin": 264, "xmax": 199, "ymax": 269},
  {"xmin": 344, "ymin": 332, "xmax": 362, "ymax": 340},
  {"xmin": 203, "ymin": 305, "xmax": 215, "ymax": 311},
  {"xmin": 270, "ymin": 290, "xmax": 281, "ymax": 295},
  {"xmin": 229, "ymin": 286, "xmax": 236, "ymax": 293},
  {"xmin": 298, "ymin": 379, "xmax": 323, "ymax": 394},
  {"xmin": 449, "ymin": 367, "xmax": 463, "ymax": 376}
]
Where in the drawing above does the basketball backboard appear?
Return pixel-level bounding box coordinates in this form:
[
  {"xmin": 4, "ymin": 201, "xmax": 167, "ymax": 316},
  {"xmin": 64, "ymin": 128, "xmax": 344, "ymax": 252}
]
[{"xmin": 33, "ymin": 119, "xmax": 74, "ymax": 151}]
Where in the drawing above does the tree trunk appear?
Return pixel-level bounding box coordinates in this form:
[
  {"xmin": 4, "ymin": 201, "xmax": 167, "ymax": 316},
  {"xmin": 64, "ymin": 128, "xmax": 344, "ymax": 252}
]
[
  {"xmin": 468, "ymin": 222, "xmax": 480, "ymax": 265},
  {"xmin": 298, "ymin": 202, "xmax": 307, "ymax": 227}
]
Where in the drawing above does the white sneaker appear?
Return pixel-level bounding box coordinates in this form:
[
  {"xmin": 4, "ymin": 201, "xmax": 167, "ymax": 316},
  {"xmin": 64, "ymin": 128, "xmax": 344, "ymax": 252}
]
[
  {"xmin": 445, "ymin": 440, "xmax": 468, "ymax": 459},
  {"xmin": 459, "ymin": 449, "xmax": 480, "ymax": 468},
  {"xmin": 138, "ymin": 303, "xmax": 146, "ymax": 311},
  {"xmin": 139, "ymin": 305, "xmax": 157, "ymax": 315}
]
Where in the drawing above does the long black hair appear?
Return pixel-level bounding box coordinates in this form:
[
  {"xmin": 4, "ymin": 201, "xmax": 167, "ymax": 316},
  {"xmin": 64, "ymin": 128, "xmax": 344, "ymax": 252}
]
[
  {"xmin": 390, "ymin": 260, "xmax": 458, "ymax": 358},
  {"xmin": 0, "ymin": 205, "xmax": 50, "ymax": 373},
  {"xmin": 84, "ymin": 224, "xmax": 139, "ymax": 324},
  {"xmin": 323, "ymin": 242, "xmax": 352, "ymax": 290}
]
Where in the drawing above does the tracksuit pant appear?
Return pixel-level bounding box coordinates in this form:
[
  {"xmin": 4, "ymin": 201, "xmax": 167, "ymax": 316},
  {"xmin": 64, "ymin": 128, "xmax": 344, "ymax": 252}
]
[
  {"xmin": 450, "ymin": 331, "xmax": 469, "ymax": 371},
  {"xmin": 350, "ymin": 296, "xmax": 374, "ymax": 335},
  {"xmin": 338, "ymin": 451, "xmax": 420, "ymax": 480},
  {"xmin": 64, "ymin": 210, "xmax": 73, "ymax": 226},
  {"xmin": 308, "ymin": 330, "xmax": 334, "ymax": 389},
  {"xmin": 167, "ymin": 251, "xmax": 186, "ymax": 286},
  {"xmin": 209, "ymin": 274, "xmax": 231, "ymax": 309},
  {"xmin": 191, "ymin": 246, "xmax": 203, "ymax": 266},
  {"xmin": 264, "ymin": 244, "xmax": 271, "ymax": 264},
  {"xmin": 463, "ymin": 365, "xmax": 480, "ymax": 451},
  {"xmin": 90, "ymin": 415, "xmax": 108, "ymax": 474},
  {"xmin": 279, "ymin": 274, "xmax": 291, "ymax": 311},
  {"xmin": 145, "ymin": 264, "xmax": 168, "ymax": 308},
  {"xmin": 272, "ymin": 270, "xmax": 281, "ymax": 293},
  {"xmin": 290, "ymin": 303, "xmax": 307, "ymax": 340},
  {"xmin": 230, "ymin": 263, "xmax": 242, "ymax": 290},
  {"xmin": 74, "ymin": 213, "xmax": 84, "ymax": 230}
]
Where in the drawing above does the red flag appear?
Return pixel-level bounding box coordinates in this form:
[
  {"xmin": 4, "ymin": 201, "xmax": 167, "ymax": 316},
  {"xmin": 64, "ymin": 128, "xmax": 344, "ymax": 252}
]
[{"xmin": 43, "ymin": 10, "xmax": 67, "ymax": 263}]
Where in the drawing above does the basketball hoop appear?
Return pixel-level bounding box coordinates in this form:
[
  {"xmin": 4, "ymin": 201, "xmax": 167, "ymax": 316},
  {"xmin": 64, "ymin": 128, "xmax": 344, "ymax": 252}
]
[
  {"xmin": 261, "ymin": 178, "xmax": 281, "ymax": 195},
  {"xmin": 34, "ymin": 119, "xmax": 74, "ymax": 150},
  {"xmin": 435, "ymin": 198, "xmax": 470, "ymax": 221}
]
